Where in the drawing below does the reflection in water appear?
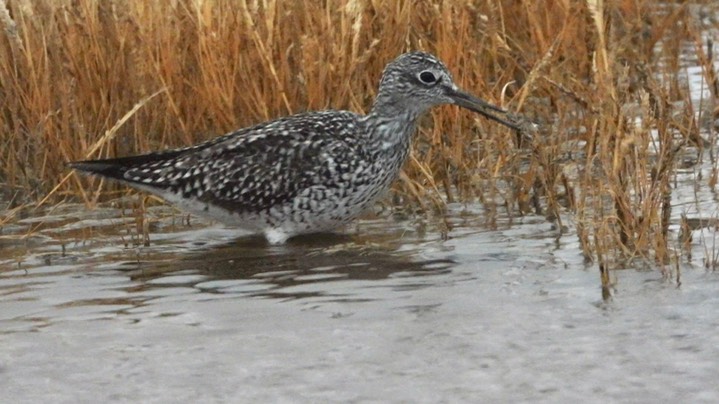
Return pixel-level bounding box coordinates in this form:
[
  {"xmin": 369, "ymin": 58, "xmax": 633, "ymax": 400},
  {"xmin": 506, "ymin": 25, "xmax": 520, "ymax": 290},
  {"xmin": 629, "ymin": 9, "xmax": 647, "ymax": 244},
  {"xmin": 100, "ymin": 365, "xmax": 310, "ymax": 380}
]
[
  {"xmin": 1, "ymin": 218, "xmax": 457, "ymax": 335},
  {"xmin": 124, "ymin": 233, "xmax": 455, "ymax": 301}
]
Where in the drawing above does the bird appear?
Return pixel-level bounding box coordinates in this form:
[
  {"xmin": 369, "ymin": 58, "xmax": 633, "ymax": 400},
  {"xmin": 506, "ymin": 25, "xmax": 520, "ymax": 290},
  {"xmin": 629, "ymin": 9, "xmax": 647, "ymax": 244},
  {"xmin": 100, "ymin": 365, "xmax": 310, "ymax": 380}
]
[{"xmin": 70, "ymin": 51, "xmax": 521, "ymax": 244}]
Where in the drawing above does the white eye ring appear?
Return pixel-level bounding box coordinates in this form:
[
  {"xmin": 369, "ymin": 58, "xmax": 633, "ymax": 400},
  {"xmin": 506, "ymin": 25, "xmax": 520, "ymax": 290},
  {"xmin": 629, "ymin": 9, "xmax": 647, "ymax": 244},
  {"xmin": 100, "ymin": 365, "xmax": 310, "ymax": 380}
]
[{"xmin": 418, "ymin": 70, "xmax": 438, "ymax": 84}]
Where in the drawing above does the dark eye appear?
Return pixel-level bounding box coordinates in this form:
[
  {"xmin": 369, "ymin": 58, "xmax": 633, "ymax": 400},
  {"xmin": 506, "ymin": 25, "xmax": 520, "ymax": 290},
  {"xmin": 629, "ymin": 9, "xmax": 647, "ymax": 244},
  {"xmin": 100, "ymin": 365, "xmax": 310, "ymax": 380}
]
[{"xmin": 418, "ymin": 71, "xmax": 438, "ymax": 84}]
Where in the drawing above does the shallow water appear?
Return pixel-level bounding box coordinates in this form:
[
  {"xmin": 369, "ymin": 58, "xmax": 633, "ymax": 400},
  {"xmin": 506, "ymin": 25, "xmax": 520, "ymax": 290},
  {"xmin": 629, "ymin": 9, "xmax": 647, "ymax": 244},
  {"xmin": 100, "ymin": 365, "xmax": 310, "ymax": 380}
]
[{"xmin": 2, "ymin": 202, "xmax": 719, "ymax": 403}]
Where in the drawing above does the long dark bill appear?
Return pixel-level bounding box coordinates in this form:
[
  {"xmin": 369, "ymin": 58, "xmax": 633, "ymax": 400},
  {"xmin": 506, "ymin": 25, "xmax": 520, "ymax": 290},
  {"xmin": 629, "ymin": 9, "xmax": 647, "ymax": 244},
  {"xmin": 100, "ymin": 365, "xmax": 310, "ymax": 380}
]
[{"xmin": 447, "ymin": 87, "xmax": 520, "ymax": 132}]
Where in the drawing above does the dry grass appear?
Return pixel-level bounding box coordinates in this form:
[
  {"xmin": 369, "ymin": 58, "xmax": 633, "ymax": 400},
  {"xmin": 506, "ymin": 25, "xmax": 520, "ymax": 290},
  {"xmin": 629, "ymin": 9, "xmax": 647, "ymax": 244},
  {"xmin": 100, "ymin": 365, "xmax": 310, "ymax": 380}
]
[{"xmin": 1, "ymin": 0, "xmax": 718, "ymax": 283}]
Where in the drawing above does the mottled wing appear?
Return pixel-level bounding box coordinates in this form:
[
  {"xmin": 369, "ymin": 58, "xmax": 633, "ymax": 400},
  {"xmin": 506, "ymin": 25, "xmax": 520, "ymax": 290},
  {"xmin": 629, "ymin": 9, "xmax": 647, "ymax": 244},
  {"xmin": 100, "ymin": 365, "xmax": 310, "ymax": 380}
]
[{"xmin": 122, "ymin": 110, "xmax": 367, "ymax": 214}]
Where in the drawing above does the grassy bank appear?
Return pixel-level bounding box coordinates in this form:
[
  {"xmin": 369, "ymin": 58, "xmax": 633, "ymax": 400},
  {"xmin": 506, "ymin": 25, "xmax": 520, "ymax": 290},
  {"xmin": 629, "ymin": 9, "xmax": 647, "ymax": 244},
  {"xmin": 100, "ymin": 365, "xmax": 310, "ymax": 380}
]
[{"xmin": 1, "ymin": 0, "xmax": 718, "ymax": 281}]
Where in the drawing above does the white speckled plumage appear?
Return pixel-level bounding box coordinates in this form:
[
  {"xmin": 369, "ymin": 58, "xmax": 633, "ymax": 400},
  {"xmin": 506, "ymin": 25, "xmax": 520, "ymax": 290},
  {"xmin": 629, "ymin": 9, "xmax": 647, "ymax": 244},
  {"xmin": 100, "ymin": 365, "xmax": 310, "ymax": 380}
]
[{"xmin": 70, "ymin": 51, "xmax": 519, "ymax": 244}]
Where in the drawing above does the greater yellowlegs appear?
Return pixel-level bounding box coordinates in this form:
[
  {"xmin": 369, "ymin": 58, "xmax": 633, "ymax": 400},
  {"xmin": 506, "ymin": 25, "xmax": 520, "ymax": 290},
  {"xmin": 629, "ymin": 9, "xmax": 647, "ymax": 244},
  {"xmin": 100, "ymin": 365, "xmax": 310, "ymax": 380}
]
[{"xmin": 70, "ymin": 51, "xmax": 520, "ymax": 244}]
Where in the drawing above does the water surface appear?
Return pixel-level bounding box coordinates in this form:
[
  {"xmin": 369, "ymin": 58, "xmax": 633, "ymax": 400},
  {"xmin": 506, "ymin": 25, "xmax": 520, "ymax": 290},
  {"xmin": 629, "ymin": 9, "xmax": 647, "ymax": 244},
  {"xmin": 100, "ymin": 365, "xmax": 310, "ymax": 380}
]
[{"xmin": 2, "ymin": 203, "xmax": 719, "ymax": 403}]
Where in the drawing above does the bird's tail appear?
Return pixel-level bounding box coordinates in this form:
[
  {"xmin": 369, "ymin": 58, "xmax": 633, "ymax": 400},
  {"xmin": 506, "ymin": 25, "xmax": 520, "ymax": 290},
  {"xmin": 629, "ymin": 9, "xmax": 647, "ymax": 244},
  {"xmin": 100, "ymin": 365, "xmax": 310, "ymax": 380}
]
[
  {"xmin": 68, "ymin": 151, "xmax": 182, "ymax": 181},
  {"xmin": 68, "ymin": 159, "xmax": 129, "ymax": 181},
  {"xmin": 68, "ymin": 147, "xmax": 193, "ymax": 191}
]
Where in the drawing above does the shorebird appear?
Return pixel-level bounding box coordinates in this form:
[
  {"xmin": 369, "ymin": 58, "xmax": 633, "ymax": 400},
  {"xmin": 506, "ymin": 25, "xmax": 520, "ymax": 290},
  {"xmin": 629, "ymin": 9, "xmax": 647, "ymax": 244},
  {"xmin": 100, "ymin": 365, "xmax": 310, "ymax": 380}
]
[{"xmin": 70, "ymin": 51, "xmax": 520, "ymax": 244}]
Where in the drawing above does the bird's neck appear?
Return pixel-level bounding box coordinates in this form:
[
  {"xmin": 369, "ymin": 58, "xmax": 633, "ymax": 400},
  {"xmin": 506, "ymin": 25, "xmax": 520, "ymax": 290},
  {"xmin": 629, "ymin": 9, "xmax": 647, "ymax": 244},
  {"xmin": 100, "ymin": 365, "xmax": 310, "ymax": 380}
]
[{"xmin": 363, "ymin": 96, "xmax": 423, "ymax": 153}]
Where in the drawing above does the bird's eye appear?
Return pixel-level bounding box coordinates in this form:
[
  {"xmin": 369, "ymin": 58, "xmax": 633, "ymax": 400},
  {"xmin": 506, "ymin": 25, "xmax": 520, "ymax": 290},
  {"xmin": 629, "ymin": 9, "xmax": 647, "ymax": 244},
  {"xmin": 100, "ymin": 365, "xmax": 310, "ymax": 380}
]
[{"xmin": 418, "ymin": 71, "xmax": 438, "ymax": 85}]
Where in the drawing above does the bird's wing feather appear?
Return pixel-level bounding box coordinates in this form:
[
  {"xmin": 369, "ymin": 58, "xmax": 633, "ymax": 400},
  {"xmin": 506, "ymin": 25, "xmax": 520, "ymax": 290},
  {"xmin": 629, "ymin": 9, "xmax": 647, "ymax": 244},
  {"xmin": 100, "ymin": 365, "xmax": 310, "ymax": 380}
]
[{"xmin": 120, "ymin": 110, "xmax": 368, "ymax": 214}]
